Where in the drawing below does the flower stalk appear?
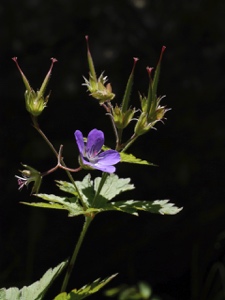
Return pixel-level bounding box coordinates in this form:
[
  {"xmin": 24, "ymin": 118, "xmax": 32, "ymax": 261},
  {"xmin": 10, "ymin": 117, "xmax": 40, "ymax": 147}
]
[{"xmin": 32, "ymin": 116, "xmax": 87, "ymax": 209}]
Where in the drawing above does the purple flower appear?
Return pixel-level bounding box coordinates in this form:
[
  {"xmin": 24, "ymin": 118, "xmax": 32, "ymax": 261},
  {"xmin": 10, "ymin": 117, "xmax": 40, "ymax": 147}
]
[
  {"xmin": 15, "ymin": 175, "xmax": 29, "ymax": 190},
  {"xmin": 15, "ymin": 164, "xmax": 42, "ymax": 194},
  {"xmin": 74, "ymin": 129, "xmax": 120, "ymax": 173}
]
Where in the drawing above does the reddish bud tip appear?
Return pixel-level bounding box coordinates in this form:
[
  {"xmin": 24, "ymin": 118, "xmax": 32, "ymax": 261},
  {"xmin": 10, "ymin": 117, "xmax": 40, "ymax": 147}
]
[
  {"xmin": 146, "ymin": 67, "xmax": 154, "ymax": 82},
  {"xmin": 48, "ymin": 57, "xmax": 58, "ymax": 73},
  {"xmin": 51, "ymin": 57, "xmax": 58, "ymax": 63},
  {"xmin": 85, "ymin": 35, "xmax": 91, "ymax": 55},
  {"xmin": 12, "ymin": 56, "xmax": 25, "ymax": 77},
  {"xmin": 131, "ymin": 57, "xmax": 139, "ymax": 73},
  {"xmin": 86, "ymin": 35, "xmax": 91, "ymax": 50},
  {"xmin": 158, "ymin": 46, "xmax": 166, "ymax": 64},
  {"xmin": 146, "ymin": 67, "xmax": 154, "ymax": 75}
]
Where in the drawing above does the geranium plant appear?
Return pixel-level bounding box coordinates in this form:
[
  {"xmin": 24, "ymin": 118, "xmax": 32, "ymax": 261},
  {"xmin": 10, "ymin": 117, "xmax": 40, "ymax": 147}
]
[{"xmin": 0, "ymin": 37, "xmax": 182, "ymax": 300}]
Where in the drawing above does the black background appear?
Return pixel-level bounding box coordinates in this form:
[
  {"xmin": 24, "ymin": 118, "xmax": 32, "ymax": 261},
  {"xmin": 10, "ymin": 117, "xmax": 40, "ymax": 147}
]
[{"xmin": 1, "ymin": 0, "xmax": 225, "ymax": 299}]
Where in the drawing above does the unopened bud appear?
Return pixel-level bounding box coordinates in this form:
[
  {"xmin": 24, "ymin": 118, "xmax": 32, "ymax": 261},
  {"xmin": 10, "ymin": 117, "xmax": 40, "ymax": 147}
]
[
  {"xmin": 12, "ymin": 57, "xmax": 57, "ymax": 116},
  {"xmin": 134, "ymin": 112, "xmax": 154, "ymax": 136},
  {"xmin": 83, "ymin": 36, "xmax": 115, "ymax": 104},
  {"xmin": 112, "ymin": 105, "xmax": 135, "ymax": 129}
]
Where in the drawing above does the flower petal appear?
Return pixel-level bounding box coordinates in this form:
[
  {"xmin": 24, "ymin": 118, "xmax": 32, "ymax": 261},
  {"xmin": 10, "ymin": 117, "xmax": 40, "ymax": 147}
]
[
  {"xmin": 97, "ymin": 150, "xmax": 121, "ymax": 165},
  {"xmin": 93, "ymin": 164, "xmax": 116, "ymax": 173},
  {"xmin": 75, "ymin": 130, "xmax": 85, "ymax": 155},
  {"xmin": 80, "ymin": 157, "xmax": 116, "ymax": 173},
  {"xmin": 86, "ymin": 129, "xmax": 104, "ymax": 157}
]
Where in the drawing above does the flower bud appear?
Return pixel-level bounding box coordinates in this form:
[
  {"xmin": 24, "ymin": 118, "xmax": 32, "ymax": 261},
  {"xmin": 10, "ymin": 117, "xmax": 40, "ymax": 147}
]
[
  {"xmin": 112, "ymin": 105, "xmax": 135, "ymax": 129},
  {"xmin": 83, "ymin": 73, "xmax": 115, "ymax": 103},
  {"xmin": 83, "ymin": 36, "xmax": 115, "ymax": 104},
  {"xmin": 139, "ymin": 93, "xmax": 148, "ymax": 113},
  {"xmin": 134, "ymin": 112, "xmax": 154, "ymax": 136},
  {"xmin": 155, "ymin": 103, "xmax": 168, "ymax": 121},
  {"xmin": 12, "ymin": 57, "xmax": 57, "ymax": 116},
  {"xmin": 135, "ymin": 46, "xmax": 169, "ymax": 135},
  {"xmin": 15, "ymin": 164, "xmax": 42, "ymax": 194}
]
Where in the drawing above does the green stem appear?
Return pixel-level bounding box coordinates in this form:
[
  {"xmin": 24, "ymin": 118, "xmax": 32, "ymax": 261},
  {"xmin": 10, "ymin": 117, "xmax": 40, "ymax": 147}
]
[
  {"xmin": 92, "ymin": 172, "xmax": 108, "ymax": 208},
  {"xmin": 116, "ymin": 128, "xmax": 123, "ymax": 151},
  {"xmin": 103, "ymin": 102, "xmax": 119, "ymax": 149},
  {"xmin": 31, "ymin": 116, "xmax": 87, "ymax": 209},
  {"xmin": 121, "ymin": 134, "xmax": 138, "ymax": 153},
  {"xmin": 61, "ymin": 216, "xmax": 93, "ymax": 292},
  {"xmin": 61, "ymin": 172, "xmax": 108, "ymax": 291}
]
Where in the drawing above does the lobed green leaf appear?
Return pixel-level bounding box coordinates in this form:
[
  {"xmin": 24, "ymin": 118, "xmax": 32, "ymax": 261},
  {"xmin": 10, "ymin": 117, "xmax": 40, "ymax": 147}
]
[
  {"xmin": 20, "ymin": 175, "xmax": 182, "ymax": 217},
  {"xmin": 103, "ymin": 199, "xmax": 183, "ymax": 216},
  {"xmin": 54, "ymin": 274, "xmax": 117, "ymax": 300},
  {"xmin": 120, "ymin": 152, "xmax": 156, "ymax": 166},
  {"xmin": 22, "ymin": 194, "xmax": 84, "ymax": 217},
  {"xmin": 94, "ymin": 174, "xmax": 134, "ymax": 202},
  {"xmin": 0, "ymin": 261, "xmax": 67, "ymax": 300}
]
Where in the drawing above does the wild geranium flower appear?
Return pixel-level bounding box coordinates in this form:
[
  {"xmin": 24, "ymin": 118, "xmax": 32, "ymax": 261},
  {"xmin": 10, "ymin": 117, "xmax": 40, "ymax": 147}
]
[
  {"xmin": 15, "ymin": 164, "xmax": 42, "ymax": 194},
  {"xmin": 74, "ymin": 129, "xmax": 120, "ymax": 173}
]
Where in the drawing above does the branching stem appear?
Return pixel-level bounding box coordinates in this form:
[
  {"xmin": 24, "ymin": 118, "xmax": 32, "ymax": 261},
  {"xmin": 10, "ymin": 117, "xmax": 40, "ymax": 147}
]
[{"xmin": 31, "ymin": 116, "xmax": 87, "ymax": 209}]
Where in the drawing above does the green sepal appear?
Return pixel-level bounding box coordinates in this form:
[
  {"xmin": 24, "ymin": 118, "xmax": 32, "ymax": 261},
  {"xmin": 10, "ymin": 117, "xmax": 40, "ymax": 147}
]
[
  {"xmin": 0, "ymin": 260, "xmax": 67, "ymax": 300},
  {"xmin": 54, "ymin": 274, "xmax": 117, "ymax": 300},
  {"xmin": 112, "ymin": 105, "xmax": 135, "ymax": 129},
  {"xmin": 134, "ymin": 112, "xmax": 155, "ymax": 136}
]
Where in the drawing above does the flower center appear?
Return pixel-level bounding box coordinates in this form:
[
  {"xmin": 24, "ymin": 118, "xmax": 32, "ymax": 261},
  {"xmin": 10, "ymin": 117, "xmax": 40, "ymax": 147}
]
[{"xmin": 84, "ymin": 145, "xmax": 99, "ymax": 163}]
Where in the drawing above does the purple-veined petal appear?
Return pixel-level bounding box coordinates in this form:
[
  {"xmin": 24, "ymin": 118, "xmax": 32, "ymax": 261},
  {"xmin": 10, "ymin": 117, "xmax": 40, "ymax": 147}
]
[
  {"xmin": 75, "ymin": 130, "xmax": 85, "ymax": 155},
  {"xmin": 80, "ymin": 157, "xmax": 95, "ymax": 168},
  {"xmin": 97, "ymin": 150, "xmax": 121, "ymax": 165},
  {"xmin": 93, "ymin": 164, "xmax": 116, "ymax": 173},
  {"xmin": 86, "ymin": 129, "xmax": 104, "ymax": 157},
  {"xmin": 80, "ymin": 156, "xmax": 116, "ymax": 173}
]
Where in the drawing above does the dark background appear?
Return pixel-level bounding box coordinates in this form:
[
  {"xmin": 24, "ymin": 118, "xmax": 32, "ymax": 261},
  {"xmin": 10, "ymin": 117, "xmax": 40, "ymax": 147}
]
[{"xmin": 1, "ymin": 0, "xmax": 225, "ymax": 299}]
